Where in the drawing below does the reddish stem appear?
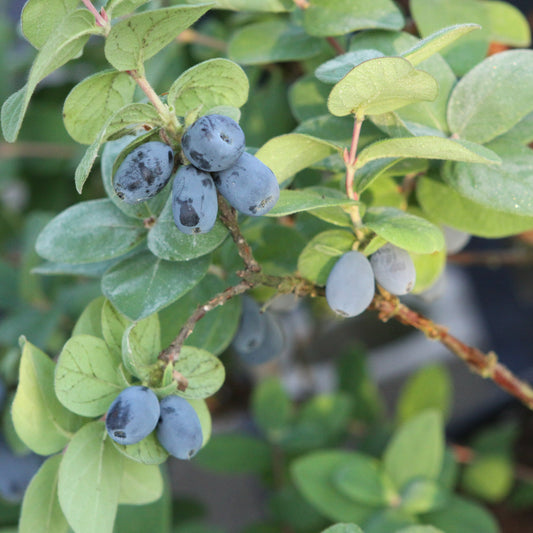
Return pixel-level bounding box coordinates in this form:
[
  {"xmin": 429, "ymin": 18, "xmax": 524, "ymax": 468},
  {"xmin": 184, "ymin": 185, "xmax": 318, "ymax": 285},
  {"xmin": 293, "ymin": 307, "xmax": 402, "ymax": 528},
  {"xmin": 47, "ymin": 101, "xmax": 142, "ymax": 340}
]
[{"xmin": 81, "ymin": 0, "xmax": 107, "ymax": 27}]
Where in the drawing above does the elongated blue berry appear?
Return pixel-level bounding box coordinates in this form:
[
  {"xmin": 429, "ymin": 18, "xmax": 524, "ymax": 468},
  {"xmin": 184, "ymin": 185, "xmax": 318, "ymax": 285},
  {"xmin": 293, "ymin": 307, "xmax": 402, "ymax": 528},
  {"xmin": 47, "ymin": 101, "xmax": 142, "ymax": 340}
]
[
  {"xmin": 172, "ymin": 165, "xmax": 218, "ymax": 234},
  {"xmin": 181, "ymin": 114, "xmax": 245, "ymax": 172},
  {"xmin": 113, "ymin": 141, "xmax": 174, "ymax": 204},
  {"xmin": 370, "ymin": 243, "xmax": 416, "ymax": 295},
  {"xmin": 106, "ymin": 386, "xmax": 160, "ymax": 445}
]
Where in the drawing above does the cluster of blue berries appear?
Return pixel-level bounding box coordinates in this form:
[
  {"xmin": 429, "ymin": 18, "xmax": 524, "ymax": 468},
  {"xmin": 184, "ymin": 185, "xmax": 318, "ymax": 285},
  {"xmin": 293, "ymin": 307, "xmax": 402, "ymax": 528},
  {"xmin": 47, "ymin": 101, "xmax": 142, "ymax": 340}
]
[
  {"xmin": 112, "ymin": 114, "xmax": 279, "ymax": 235},
  {"xmin": 326, "ymin": 243, "xmax": 416, "ymax": 318},
  {"xmin": 105, "ymin": 386, "xmax": 203, "ymax": 460}
]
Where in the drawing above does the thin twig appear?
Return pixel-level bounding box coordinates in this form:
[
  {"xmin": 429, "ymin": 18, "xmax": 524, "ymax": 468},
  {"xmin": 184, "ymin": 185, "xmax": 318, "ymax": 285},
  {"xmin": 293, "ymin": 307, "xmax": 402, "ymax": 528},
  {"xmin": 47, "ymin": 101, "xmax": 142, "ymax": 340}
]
[
  {"xmin": 448, "ymin": 249, "xmax": 533, "ymax": 267},
  {"xmin": 0, "ymin": 142, "xmax": 76, "ymax": 159},
  {"xmin": 177, "ymin": 29, "xmax": 227, "ymax": 51},
  {"xmin": 327, "ymin": 37, "xmax": 345, "ymax": 55},
  {"xmin": 81, "ymin": 0, "xmax": 109, "ymax": 30},
  {"xmin": 344, "ymin": 116, "xmax": 364, "ymax": 227}
]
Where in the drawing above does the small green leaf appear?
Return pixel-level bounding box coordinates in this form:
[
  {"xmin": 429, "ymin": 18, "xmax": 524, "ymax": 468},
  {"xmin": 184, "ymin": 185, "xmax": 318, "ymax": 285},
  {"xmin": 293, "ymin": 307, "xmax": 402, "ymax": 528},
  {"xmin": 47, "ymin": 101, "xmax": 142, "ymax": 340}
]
[
  {"xmin": 315, "ymin": 50, "xmax": 385, "ymax": 84},
  {"xmin": 113, "ymin": 432, "xmax": 168, "ymax": 465},
  {"xmin": 303, "ymin": 0, "xmax": 404, "ymax": 36},
  {"xmin": 266, "ymin": 189, "xmax": 359, "ymax": 217},
  {"xmin": 185, "ymin": 0, "xmax": 293, "ymax": 10},
  {"xmin": 102, "ymin": 299, "xmax": 132, "ymax": 360},
  {"xmin": 122, "ymin": 315, "xmax": 161, "ymax": 380},
  {"xmin": 75, "ymin": 103, "xmax": 161, "ymax": 193},
  {"xmin": 19, "ymin": 455, "xmax": 68, "ymax": 533},
  {"xmin": 58, "ymin": 421, "xmax": 124, "ymax": 533},
  {"xmin": 384, "ymin": 410, "xmax": 445, "ymax": 489},
  {"xmin": 288, "ymin": 74, "xmax": 330, "ymax": 122},
  {"xmin": 442, "ymin": 140, "xmax": 533, "ymax": 216},
  {"xmin": 403, "ymin": 24, "xmax": 481, "ymax": 66},
  {"xmin": 365, "ymin": 509, "xmax": 417, "ymax": 532},
  {"xmin": 397, "ymin": 528, "xmax": 444, "ymax": 533},
  {"xmin": 147, "ymin": 195, "xmax": 228, "ymax": 262},
  {"xmin": 416, "ymin": 175, "xmax": 533, "ymax": 238},
  {"xmin": 252, "ymin": 377, "xmax": 292, "ymax": 439},
  {"xmin": 448, "ymin": 50, "xmax": 533, "ymax": 144},
  {"xmin": 333, "ymin": 453, "xmax": 397, "ymax": 506},
  {"xmin": 195, "ymin": 434, "xmax": 272, "ymax": 474},
  {"xmin": 119, "ymin": 461, "xmax": 163, "ymax": 505},
  {"xmin": 63, "ymin": 70, "xmax": 136, "ymax": 145},
  {"xmin": 169, "ymin": 58, "xmax": 249, "ymax": 116},
  {"xmin": 321, "ymin": 525, "xmax": 363, "ymax": 533},
  {"xmin": 291, "ymin": 451, "xmax": 376, "ymax": 524},
  {"xmin": 72, "ymin": 296, "xmax": 105, "ymax": 339},
  {"xmin": 55, "ymin": 335, "xmax": 123, "ymax": 417},
  {"xmin": 1, "ymin": 10, "xmax": 98, "ymax": 142},
  {"xmin": 255, "ymin": 134, "xmax": 340, "ymax": 186},
  {"xmin": 397, "ymin": 365, "xmax": 452, "ymax": 425},
  {"xmin": 411, "ymin": 249, "xmax": 446, "ymax": 294},
  {"xmin": 104, "ymin": 4, "xmax": 213, "ymax": 71},
  {"xmin": 228, "ymin": 19, "xmax": 324, "ymax": 65},
  {"xmin": 35, "ymin": 199, "xmax": 147, "ymax": 264},
  {"xmin": 12, "ymin": 339, "xmax": 83, "ymax": 455},
  {"xmin": 363, "ymin": 207, "xmax": 444, "ymax": 254},
  {"xmin": 174, "ymin": 346, "xmax": 225, "ymax": 400},
  {"xmin": 461, "ymin": 455, "xmax": 514, "ymax": 503},
  {"xmin": 327, "ymin": 57, "xmax": 438, "ymax": 118},
  {"xmin": 400, "ymin": 478, "xmax": 449, "ymax": 514},
  {"xmin": 102, "ymin": 250, "xmax": 210, "ymax": 321},
  {"xmin": 106, "ymin": 0, "xmax": 151, "ymax": 18},
  {"xmin": 21, "ymin": 0, "xmax": 80, "ymax": 49},
  {"xmin": 297, "ymin": 230, "xmax": 356, "ymax": 285}
]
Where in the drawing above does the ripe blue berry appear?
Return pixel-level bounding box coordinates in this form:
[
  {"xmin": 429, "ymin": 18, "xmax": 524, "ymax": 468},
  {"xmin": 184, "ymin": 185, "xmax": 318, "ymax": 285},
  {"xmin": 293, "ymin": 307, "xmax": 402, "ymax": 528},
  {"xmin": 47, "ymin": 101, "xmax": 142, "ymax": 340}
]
[
  {"xmin": 370, "ymin": 243, "xmax": 416, "ymax": 295},
  {"xmin": 212, "ymin": 152, "xmax": 279, "ymax": 216},
  {"xmin": 326, "ymin": 251, "xmax": 375, "ymax": 317},
  {"xmin": 181, "ymin": 114, "xmax": 245, "ymax": 172},
  {"xmin": 231, "ymin": 296, "xmax": 267, "ymax": 354},
  {"xmin": 172, "ymin": 165, "xmax": 218, "ymax": 234},
  {"xmin": 113, "ymin": 141, "xmax": 174, "ymax": 204},
  {"xmin": 105, "ymin": 386, "xmax": 160, "ymax": 445},
  {"xmin": 156, "ymin": 395, "xmax": 203, "ymax": 460},
  {"xmin": 238, "ymin": 311, "xmax": 284, "ymax": 365}
]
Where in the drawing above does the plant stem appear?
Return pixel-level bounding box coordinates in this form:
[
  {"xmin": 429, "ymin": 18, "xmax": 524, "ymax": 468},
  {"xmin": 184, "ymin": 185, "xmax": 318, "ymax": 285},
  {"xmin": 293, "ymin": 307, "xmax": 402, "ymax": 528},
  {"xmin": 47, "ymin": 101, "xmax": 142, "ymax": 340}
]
[
  {"xmin": 81, "ymin": 0, "xmax": 109, "ymax": 30},
  {"xmin": 344, "ymin": 116, "xmax": 364, "ymax": 228},
  {"xmin": 327, "ymin": 36, "xmax": 345, "ymax": 55},
  {"xmin": 370, "ymin": 290, "xmax": 533, "ymax": 410},
  {"xmin": 0, "ymin": 142, "xmax": 76, "ymax": 159},
  {"xmin": 448, "ymin": 248, "xmax": 533, "ymax": 267},
  {"xmin": 177, "ymin": 29, "xmax": 227, "ymax": 51}
]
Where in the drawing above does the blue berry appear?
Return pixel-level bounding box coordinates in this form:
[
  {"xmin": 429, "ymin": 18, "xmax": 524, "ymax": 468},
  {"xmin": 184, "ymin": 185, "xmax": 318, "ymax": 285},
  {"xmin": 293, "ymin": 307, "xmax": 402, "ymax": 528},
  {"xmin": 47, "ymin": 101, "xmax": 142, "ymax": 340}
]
[
  {"xmin": 113, "ymin": 141, "xmax": 174, "ymax": 204},
  {"xmin": 213, "ymin": 152, "xmax": 279, "ymax": 216},
  {"xmin": 105, "ymin": 386, "xmax": 160, "ymax": 445},
  {"xmin": 442, "ymin": 225, "xmax": 471, "ymax": 254},
  {"xmin": 172, "ymin": 165, "xmax": 218, "ymax": 234},
  {"xmin": 181, "ymin": 114, "xmax": 245, "ymax": 172},
  {"xmin": 231, "ymin": 296, "xmax": 267, "ymax": 354},
  {"xmin": 156, "ymin": 395, "xmax": 203, "ymax": 460},
  {"xmin": 326, "ymin": 251, "xmax": 375, "ymax": 317},
  {"xmin": 370, "ymin": 243, "xmax": 416, "ymax": 295},
  {"xmin": 237, "ymin": 310, "xmax": 284, "ymax": 365}
]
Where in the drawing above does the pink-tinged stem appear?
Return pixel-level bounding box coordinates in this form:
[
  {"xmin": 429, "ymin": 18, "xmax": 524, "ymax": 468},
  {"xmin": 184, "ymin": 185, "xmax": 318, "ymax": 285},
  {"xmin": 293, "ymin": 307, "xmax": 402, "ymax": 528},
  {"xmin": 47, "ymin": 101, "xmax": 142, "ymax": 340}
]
[
  {"xmin": 81, "ymin": 0, "xmax": 107, "ymax": 27},
  {"xmin": 345, "ymin": 116, "xmax": 363, "ymax": 203}
]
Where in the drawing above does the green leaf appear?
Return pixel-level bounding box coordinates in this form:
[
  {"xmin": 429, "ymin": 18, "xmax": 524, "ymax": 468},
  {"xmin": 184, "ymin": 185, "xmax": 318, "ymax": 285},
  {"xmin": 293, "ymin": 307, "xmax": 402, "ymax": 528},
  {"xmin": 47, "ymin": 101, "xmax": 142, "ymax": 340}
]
[
  {"xmin": 397, "ymin": 528, "xmax": 443, "ymax": 533},
  {"xmin": 252, "ymin": 377, "xmax": 292, "ymax": 439},
  {"xmin": 357, "ymin": 137, "xmax": 500, "ymax": 169},
  {"xmin": 159, "ymin": 273, "xmax": 241, "ymax": 356},
  {"xmin": 321, "ymin": 525, "xmax": 363, "ymax": 533},
  {"xmin": 291, "ymin": 451, "xmax": 376, "ymax": 524},
  {"xmin": 384, "ymin": 410, "xmax": 445, "ymax": 489},
  {"xmin": 122, "ymin": 315, "xmax": 161, "ymax": 380},
  {"xmin": 333, "ymin": 453, "xmax": 397, "ymax": 506},
  {"xmin": 55, "ymin": 335, "xmax": 124, "ymax": 417},
  {"xmin": 58, "ymin": 421, "xmax": 124, "ymax": 533},
  {"xmin": 288, "ymin": 74, "xmax": 330, "ymax": 122},
  {"xmin": 72, "ymin": 296, "xmax": 105, "ymax": 339},
  {"xmin": 416, "ymin": 175, "xmax": 533, "ymax": 238},
  {"xmin": 21, "ymin": 0, "xmax": 80, "ymax": 49},
  {"xmin": 63, "ymin": 71, "xmax": 136, "ymax": 145},
  {"xmin": 183, "ymin": 0, "xmax": 293, "ymax": 10},
  {"xmin": 106, "ymin": 0, "xmax": 152, "ymax": 18},
  {"xmin": 35, "ymin": 199, "xmax": 147, "ymax": 264},
  {"xmin": 327, "ymin": 57, "xmax": 438, "ymax": 118},
  {"xmin": 422, "ymin": 495, "xmax": 499, "ymax": 533},
  {"xmin": 119, "ymin": 462, "xmax": 163, "ymax": 505},
  {"xmin": 365, "ymin": 509, "xmax": 417, "ymax": 533},
  {"xmin": 448, "ymin": 50, "xmax": 533, "ymax": 144},
  {"xmin": 400, "ymin": 478, "xmax": 449, "ymax": 514},
  {"xmin": 461, "ymin": 455, "xmax": 514, "ymax": 503},
  {"xmin": 174, "ymin": 346, "xmax": 225, "ymax": 400},
  {"xmin": 442, "ymin": 140, "xmax": 533, "ymax": 216},
  {"xmin": 113, "ymin": 432, "xmax": 168, "ymax": 465},
  {"xmin": 266, "ymin": 188, "xmax": 359, "ymax": 217},
  {"xmin": 19, "ymin": 455, "xmax": 68, "ymax": 533},
  {"xmin": 1, "ymin": 10, "xmax": 98, "ymax": 142},
  {"xmin": 102, "ymin": 299, "xmax": 132, "ymax": 360},
  {"xmin": 12, "ymin": 339, "xmax": 83, "ymax": 455},
  {"xmin": 195, "ymin": 434, "xmax": 272, "ymax": 474},
  {"xmin": 403, "ymin": 24, "xmax": 481, "ymax": 66},
  {"xmin": 228, "ymin": 19, "xmax": 324, "ymax": 65},
  {"xmin": 102, "ymin": 249, "xmax": 210, "ymax": 321},
  {"xmin": 147, "ymin": 195, "xmax": 228, "ymax": 261},
  {"xmin": 315, "ymin": 50, "xmax": 385, "ymax": 84},
  {"xmin": 297, "ymin": 230, "xmax": 356, "ymax": 285},
  {"xmin": 397, "ymin": 365, "xmax": 452, "ymax": 425},
  {"xmin": 411, "ymin": 249, "xmax": 446, "ymax": 294},
  {"xmin": 255, "ymin": 134, "xmax": 339, "ymax": 186},
  {"xmin": 302, "ymin": 0, "xmax": 403, "ymax": 36},
  {"xmin": 363, "ymin": 207, "xmax": 444, "ymax": 254},
  {"xmin": 104, "ymin": 4, "xmax": 213, "ymax": 71},
  {"xmin": 169, "ymin": 58, "xmax": 249, "ymax": 117},
  {"xmin": 76, "ymin": 103, "xmax": 160, "ymax": 193}
]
